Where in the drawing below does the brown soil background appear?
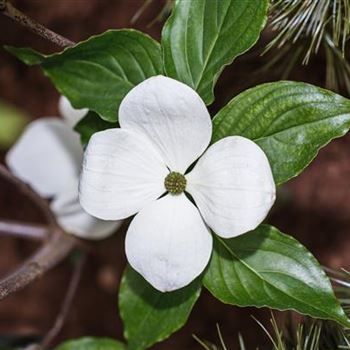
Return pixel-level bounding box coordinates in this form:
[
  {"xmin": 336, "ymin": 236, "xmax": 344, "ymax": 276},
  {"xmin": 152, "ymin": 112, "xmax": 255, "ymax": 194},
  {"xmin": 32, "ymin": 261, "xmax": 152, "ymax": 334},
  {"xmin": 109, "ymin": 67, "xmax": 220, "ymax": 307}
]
[{"xmin": 0, "ymin": 1, "xmax": 350, "ymax": 349}]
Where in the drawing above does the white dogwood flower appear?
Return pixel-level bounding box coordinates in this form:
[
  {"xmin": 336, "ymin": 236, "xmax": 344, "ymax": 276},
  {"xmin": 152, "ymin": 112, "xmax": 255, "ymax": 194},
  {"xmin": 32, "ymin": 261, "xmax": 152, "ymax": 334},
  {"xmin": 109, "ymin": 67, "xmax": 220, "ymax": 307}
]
[
  {"xmin": 6, "ymin": 96, "xmax": 122, "ymax": 239},
  {"xmin": 79, "ymin": 76, "xmax": 276, "ymax": 291}
]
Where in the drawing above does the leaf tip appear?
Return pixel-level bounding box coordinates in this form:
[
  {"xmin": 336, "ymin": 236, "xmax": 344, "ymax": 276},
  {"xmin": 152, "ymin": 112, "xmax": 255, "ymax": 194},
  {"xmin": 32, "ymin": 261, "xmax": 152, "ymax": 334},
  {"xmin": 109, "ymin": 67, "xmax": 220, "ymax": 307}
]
[{"xmin": 4, "ymin": 45, "xmax": 44, "ymax": 65}]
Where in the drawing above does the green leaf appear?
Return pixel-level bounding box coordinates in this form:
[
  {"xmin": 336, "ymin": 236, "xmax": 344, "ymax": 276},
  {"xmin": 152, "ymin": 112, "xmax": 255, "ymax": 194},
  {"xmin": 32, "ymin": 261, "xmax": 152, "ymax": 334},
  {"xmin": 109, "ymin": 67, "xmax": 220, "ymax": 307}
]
[
  {"xmin": 54, "ymin": 337, "xmax": 126, "ymax": 350},
  {"xmin": 0, "ymin": 100, "xmax": 28, "ymax": 149},
  {"xmin": 6, "ymin": 29, "xmax": 163, "ymax": 122},
  {"xmin": 204, "ymin": 225, "xmax": 350, "ymax": 328},
  {"xmin": 5, "ymin": 46, "xmax": 45, "ymax": 65},
  {"xmin": 212, "ymin": 81, "xmax": 350, "ymax": 185},
  {"xmin": 162, "ymin": 0, "xmax": 268, "ymax": 104},
  {"xmin": 74, "ymin": 111, "xmax": 117, "ymax": 146},
  {"xmin": 119, "ymin": 266, "xmax": 201, "ymax": 350}
]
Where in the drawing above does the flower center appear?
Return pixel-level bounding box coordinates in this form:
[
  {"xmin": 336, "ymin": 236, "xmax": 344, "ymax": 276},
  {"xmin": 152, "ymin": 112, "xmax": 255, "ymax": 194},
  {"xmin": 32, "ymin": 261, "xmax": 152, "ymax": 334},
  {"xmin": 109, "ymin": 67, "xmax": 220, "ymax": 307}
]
[{"xmin": 164, "ymin": 172, "xmax": 186, "ymax": 194}]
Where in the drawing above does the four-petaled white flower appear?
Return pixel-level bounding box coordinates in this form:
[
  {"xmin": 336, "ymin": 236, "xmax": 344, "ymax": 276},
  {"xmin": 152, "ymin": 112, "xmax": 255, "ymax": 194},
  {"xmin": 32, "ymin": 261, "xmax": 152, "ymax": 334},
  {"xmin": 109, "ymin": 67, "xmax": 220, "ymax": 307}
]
[
  {"xmin": 79, "ymin": 75, "xmax": 276, "ymax": 292},
  {"xmin": 6, "ymin": 96, "xmax": 122, "ymax": 239}
]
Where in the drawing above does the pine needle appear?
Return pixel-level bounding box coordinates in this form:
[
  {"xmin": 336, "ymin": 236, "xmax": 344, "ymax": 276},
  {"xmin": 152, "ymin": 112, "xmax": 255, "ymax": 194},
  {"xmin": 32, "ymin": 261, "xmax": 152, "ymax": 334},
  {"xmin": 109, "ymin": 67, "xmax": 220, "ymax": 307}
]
[{"xmin": 267, "ymin": 0, "xmax": 350, "ymax": 63}]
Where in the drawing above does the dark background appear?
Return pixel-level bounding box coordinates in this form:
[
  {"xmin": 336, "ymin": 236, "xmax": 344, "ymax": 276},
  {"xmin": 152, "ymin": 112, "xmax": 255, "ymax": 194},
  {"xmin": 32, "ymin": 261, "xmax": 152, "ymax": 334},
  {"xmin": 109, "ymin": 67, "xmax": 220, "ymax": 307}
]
[{"xmin": 1, "ymin": 1, "xmax": 350, "ymax": 349}]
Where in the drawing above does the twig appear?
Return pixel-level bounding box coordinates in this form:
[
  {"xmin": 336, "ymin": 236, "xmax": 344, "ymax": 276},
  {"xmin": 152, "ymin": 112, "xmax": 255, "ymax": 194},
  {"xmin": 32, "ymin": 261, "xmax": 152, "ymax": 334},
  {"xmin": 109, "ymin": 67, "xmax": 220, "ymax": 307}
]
[
  {"xmin": 0, "ymin": 219, "xmax": 48, "ymax": 241},
  {"xmin": 0, "ymin": 165, "xmax": 56, "ymax": 230},
  {"xmin": 130, "ymin": 0, "xmax": 153, "ymax": 24},
  {"xmin": 0, "ymin": 0, "xmax": 75, "ymax": 48},
  {"xmin": 40, "ymin": 253, "xmax": 86, "ymax": 350},
  {"xmin": 0, "ymin": 164, "xmax": 77, "ymax": 299},
  {"xmin": 0, "ymin": 228, "xmax": 76, "ymax": 300}
]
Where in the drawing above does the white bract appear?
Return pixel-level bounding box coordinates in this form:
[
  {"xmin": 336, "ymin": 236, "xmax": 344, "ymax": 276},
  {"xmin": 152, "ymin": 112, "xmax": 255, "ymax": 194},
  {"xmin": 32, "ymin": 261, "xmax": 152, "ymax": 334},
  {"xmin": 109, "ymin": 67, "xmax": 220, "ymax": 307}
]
[
  {"xmin": 58, "ymin": 96, "xmax": 88, "ymax": 127},
  {"xmin": 6, "ymin": 96, "xmax": 122, "ymax": 239},
  {"xmin": 79, "ymin": 76, "xmax": 276, "ymax": 291}
]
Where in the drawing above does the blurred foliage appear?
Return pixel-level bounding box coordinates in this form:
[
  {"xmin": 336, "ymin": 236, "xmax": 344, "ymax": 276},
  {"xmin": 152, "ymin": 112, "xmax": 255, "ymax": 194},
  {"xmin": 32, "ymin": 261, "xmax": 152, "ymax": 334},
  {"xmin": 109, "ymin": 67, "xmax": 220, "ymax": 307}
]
[
  {"xmin": 0, "ymin": 100, "xmax": 28, "ymax": 149},
  {"xmin": 54, "ymin": 337, "xmax": 126, "ymax": 350}
]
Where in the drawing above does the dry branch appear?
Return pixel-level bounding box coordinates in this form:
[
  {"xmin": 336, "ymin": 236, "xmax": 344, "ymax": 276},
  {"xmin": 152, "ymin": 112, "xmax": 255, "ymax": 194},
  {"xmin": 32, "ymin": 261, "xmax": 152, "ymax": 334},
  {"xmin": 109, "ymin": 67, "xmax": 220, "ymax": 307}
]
[
  {"xmin": 0, "ymin": 165, "xmax": 78, "ymax": 300},
  {"xmin": 40, "ymin": 253, "xmax": 86, "ymax": 349},
  {"xmin": 0, "ymin": 229, "xmax": 76, "ymax": 300},
  {"xmin": 0, "ymin": 165, "xmax": 57, "ymax": 228},
  {"xmin": 0, "ymin": 0, "xmax": 75, "ymax": 48},
  {"xmin": 0, "ymin": 219, "xmax": 48, "ymax": 241}
]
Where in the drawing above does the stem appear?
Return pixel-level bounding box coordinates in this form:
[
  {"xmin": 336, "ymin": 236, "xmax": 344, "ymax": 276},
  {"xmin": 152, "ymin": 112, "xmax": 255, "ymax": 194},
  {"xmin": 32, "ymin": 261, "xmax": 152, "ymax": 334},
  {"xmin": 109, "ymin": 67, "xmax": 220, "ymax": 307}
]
[
  {"xmin": 0, "ymin": 165, "xmax": 56, "ymax": 229},
  {"xmin": 40, "ymin": 254, "xmax": 85, "ymax": 350},
  {"xmin": 1, "ymin": 0, "xmax": 75, "ymax": 48},
  {"xmin": 0, "ymin": 219, "xmax": 48, "ymax": 241},
  {"xmin": 0, "ymin": 165, "xmax": 78, "ymax": 299},
  {"xmin": 0, "ymin": 229, "xmax": 76, "ymax": 300}
]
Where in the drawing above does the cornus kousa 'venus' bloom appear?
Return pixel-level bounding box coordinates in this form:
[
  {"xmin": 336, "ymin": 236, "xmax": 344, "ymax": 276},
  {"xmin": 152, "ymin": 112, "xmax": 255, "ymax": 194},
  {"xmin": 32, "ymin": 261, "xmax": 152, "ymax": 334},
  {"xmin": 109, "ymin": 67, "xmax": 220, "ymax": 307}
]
[
  {"xmin": 6, "ymin": 96, "xmax": 122, "ymax": 239},
  {"xmin": 79, "ymin": 76, "xmax": 276, "ymax": 291}
]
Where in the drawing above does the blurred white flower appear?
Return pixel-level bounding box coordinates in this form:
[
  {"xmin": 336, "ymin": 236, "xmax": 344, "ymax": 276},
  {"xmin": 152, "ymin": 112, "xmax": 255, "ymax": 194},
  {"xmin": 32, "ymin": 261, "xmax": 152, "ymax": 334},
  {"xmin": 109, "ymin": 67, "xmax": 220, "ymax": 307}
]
[
  {"xmin": 58, "ymin": 96, "xmax": 88, "ymax": 127},
  {"xmin": 79, "ymin": 76, "xmax": 276, "ymax": 291},
  {"xmin": 6, "ymin": 96, "xmax": 122, "ymax": 240}
]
